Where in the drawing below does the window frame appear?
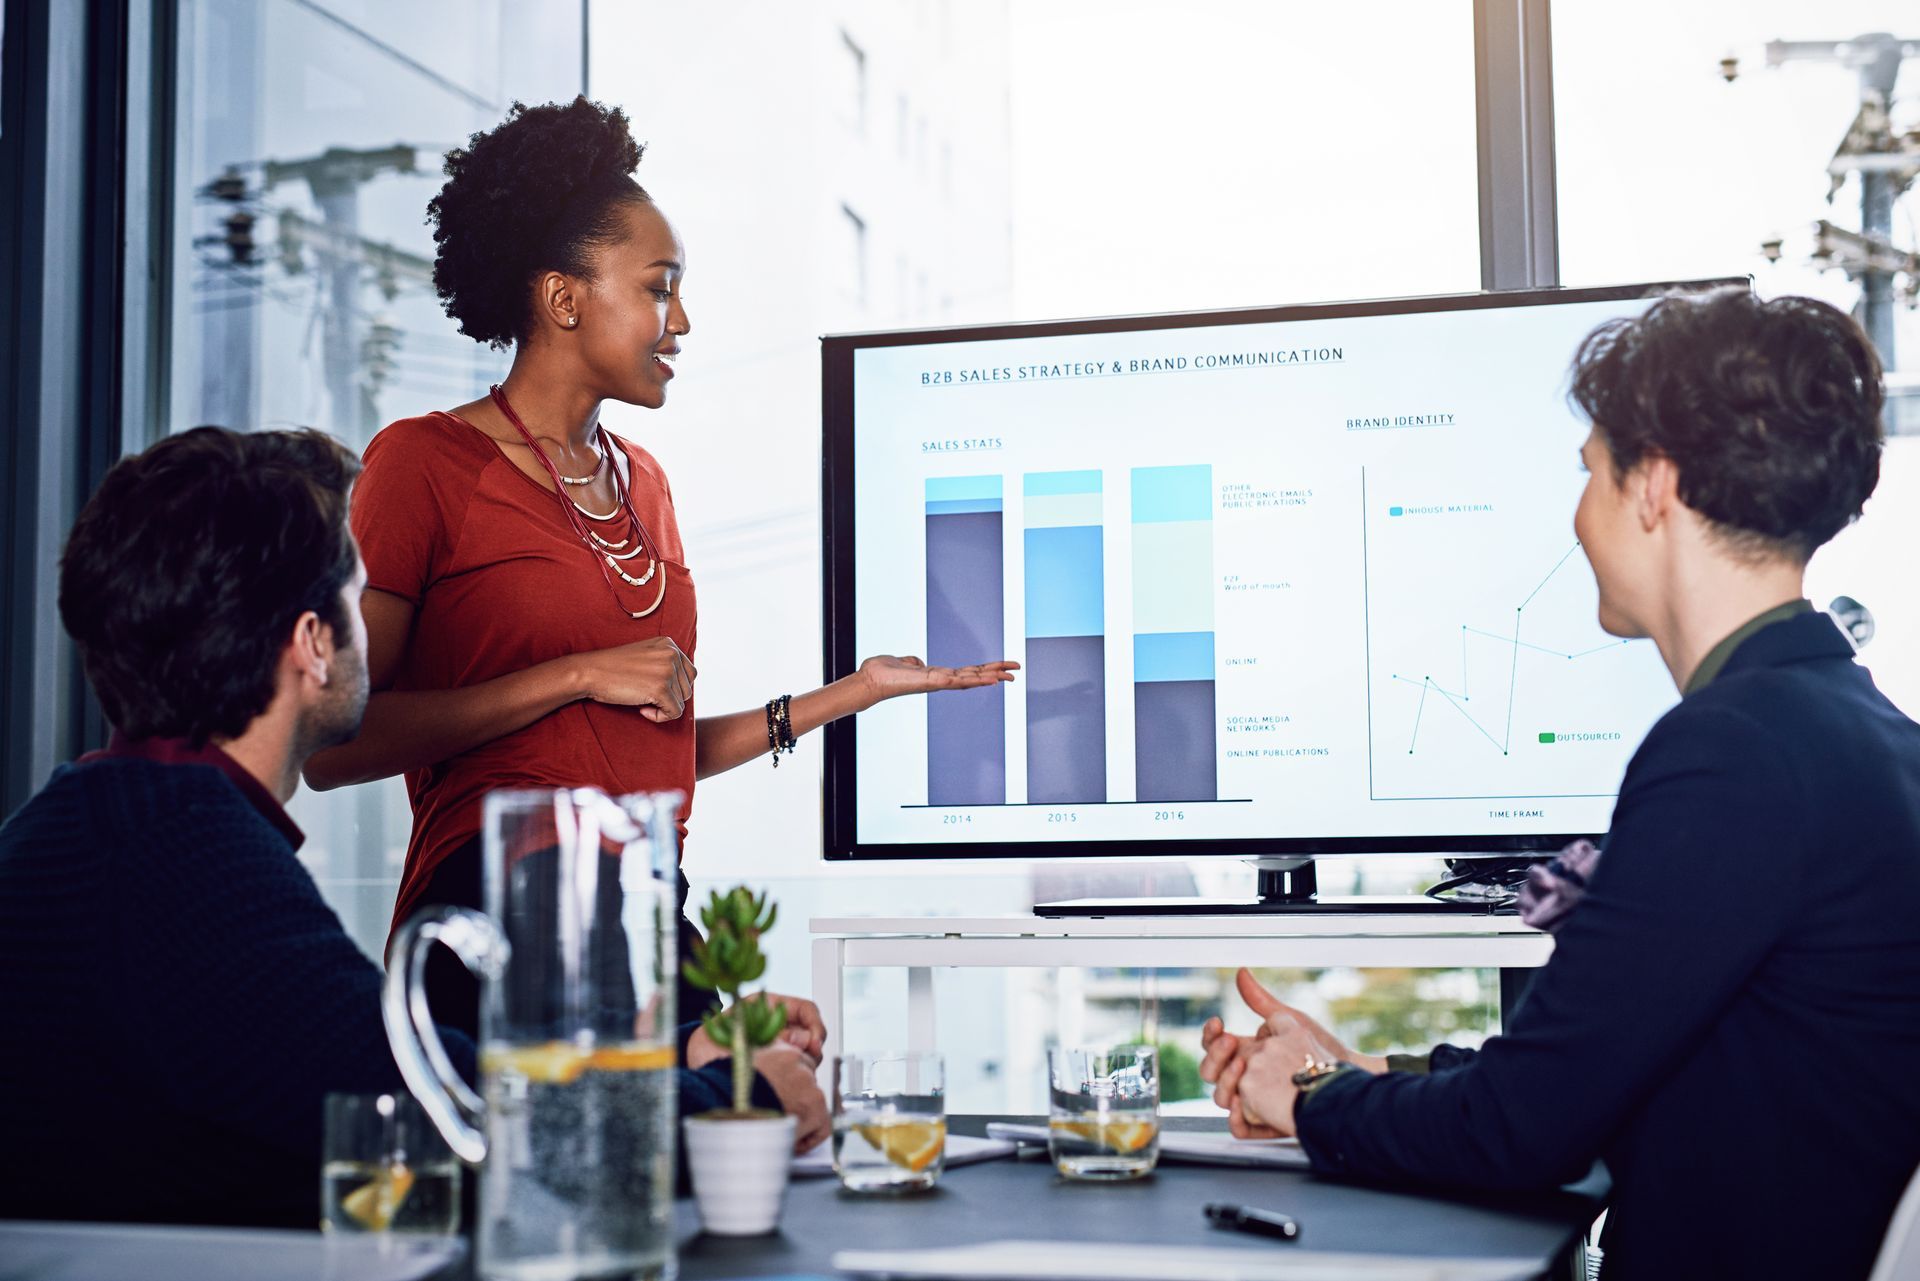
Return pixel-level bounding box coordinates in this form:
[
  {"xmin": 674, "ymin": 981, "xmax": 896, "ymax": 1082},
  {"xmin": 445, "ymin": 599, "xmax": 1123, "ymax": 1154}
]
[{"xmin": 1, "ymin": 0, "xmax": 140, "ymax": 813}]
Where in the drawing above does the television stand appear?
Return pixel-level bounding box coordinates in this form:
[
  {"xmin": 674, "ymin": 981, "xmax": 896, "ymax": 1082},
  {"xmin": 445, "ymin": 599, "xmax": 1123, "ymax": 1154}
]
[
  {"xmin": 807, "ymin": 908, "xmax": 1553, "ymax": 1090},
  {"xmin": 1033, "ymin": 857, "xmax": 1503, "ymax": 917}
]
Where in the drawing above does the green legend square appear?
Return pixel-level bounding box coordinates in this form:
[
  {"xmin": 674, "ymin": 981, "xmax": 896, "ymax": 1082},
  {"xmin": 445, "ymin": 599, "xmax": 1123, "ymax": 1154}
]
[{"xmin": 1538, "ymin": 732, "xmax": 1556, "ymax": 744}]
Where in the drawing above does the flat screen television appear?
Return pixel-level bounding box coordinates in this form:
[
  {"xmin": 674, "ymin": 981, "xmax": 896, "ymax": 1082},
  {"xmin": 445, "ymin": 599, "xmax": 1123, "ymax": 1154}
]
[{"xmin": 820, "ymin": 280, "xmax": 1743, "ymax": 889}]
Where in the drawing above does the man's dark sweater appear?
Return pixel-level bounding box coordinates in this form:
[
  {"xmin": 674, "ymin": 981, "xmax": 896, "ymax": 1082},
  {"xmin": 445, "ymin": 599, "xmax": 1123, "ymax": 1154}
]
[
  {"xmin": 1297, "ymin": 612, "xmax": 1920, "ymax": 1278},
  {"xmin": 0, "ymin": 756, "xmax": 755, "ymax": 1227}
]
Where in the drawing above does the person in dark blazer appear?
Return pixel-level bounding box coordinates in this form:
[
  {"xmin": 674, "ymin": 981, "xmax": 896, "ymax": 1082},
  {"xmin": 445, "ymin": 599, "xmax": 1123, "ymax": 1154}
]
[{"xmin": 1201, "ymin": 289, "xmax": 1920, "ymax": 1280}]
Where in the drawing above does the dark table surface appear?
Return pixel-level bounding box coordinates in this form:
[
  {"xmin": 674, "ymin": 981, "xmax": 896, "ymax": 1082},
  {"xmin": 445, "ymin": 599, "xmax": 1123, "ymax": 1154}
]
[
  {"xmin": 0, "ymin": 1119, "xmax": 1602, "ymax": 1281},
  {"xmin": 676, "ymin": 1117, "xmax": 1604, "ymax": 1280}
]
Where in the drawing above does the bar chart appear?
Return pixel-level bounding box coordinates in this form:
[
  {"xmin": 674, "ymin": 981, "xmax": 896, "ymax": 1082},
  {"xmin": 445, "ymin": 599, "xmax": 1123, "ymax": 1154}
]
[
  {"xmin": 924, "ymin": 475, "xmax": 1006, "ymax": 805},
  {"xmin": 1132, "ymin": 465, "xmax": 1219, "ymax": 802},
  {"xmin": 1023, "ymin": 471, "xmax": 1107, "ymax": 803}
]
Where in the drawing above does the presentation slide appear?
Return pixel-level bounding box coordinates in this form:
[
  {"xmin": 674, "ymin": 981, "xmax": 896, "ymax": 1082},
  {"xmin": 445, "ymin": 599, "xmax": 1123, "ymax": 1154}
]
[{"xmin": 847, "ymin": 296, "xmax": 1681, "ymax": 848}]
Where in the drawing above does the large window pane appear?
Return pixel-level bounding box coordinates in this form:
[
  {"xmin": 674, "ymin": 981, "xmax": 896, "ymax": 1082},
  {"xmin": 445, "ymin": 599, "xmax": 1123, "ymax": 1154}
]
[
  {"xmin": 160, "ymin": 0, "xmax": 584, "ymax": 958},
  {"xmin": 1007, "ymin": 1, "xmax": 1479, "ymax": 320},
  {"xmin": 1556, "ymin": 0, "xmax": 1918, "ymax": 362},
  {"xmin": 1556, "ymin": 1, "xmax": 1920, "ymax": 722}
]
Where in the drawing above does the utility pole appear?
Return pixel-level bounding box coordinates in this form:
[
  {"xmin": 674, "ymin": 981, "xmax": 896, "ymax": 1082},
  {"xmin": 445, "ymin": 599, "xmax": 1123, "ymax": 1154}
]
[
  {"xmin": 1739, "ymin": 34, "xmax": 1920, "ymax": 367},
  {"xmin": 262, "ymin": 146, "xmax": 420, "ymax": 445},
  {"xmin": 201, "ymin": 144, "xmax": 428, "ymax": 446}
]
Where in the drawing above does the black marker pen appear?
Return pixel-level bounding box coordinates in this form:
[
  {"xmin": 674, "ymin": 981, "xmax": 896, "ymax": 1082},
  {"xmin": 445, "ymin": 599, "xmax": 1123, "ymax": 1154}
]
[{"xmin": 1205, "ymin": 1201, "xmax": 1302, "ymax": 1242}]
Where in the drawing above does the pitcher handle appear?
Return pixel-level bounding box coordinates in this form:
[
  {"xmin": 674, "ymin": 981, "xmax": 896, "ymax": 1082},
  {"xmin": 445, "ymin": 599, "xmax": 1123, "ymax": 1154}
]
[{"xmin": 382, "ymin": 906, "xmax": 508, "ymax": 1165}]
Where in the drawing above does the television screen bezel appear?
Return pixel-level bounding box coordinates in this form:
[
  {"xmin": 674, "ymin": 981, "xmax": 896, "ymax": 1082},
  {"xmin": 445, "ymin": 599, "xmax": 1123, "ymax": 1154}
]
[{"xmin": 820, "ymin": 278, "xmax": 1747, "ymax": 861}]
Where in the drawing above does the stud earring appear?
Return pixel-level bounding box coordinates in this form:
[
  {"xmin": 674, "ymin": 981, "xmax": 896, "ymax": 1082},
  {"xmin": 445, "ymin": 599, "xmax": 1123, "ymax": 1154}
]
[{"xmin": 567, "ymin": 316, "xmax": 578, "ymax": 327}]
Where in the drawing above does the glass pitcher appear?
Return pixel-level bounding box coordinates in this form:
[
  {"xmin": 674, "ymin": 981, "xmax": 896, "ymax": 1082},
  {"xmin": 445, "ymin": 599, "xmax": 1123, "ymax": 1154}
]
[{"xmin": 385, "ymin": 788, "xmax": 681, "ymax": 1281}]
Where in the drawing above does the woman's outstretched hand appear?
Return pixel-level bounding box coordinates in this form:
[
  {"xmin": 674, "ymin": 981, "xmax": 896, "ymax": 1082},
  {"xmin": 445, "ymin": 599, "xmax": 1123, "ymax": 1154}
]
[{"xmin": 856, "ymin": 655, "xmax": 1019, "ymax": 706}]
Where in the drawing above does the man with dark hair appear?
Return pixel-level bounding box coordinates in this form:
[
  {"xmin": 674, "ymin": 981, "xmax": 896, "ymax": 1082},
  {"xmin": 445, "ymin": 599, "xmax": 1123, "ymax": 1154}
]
[
  {"xmin": 0, "ymin": 427, "xmax": 403, "ymax": 1227},
  {"xmin": 1201, "ymin": 290, "xmax": 1920, "ymax": 1279},
  {"xmin": 60, "ymin": 426, "xmax": 372, "ymax": 783},
  {"xmin": 0, "ymin": 426, "xmax": 809, "ymax": 1228}
]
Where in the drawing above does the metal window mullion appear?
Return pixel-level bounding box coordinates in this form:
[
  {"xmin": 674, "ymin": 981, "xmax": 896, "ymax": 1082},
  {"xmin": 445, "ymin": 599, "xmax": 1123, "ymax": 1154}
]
[
  {"xmin": 1475, "ymin": 0, "xmax": 1560, "ymax": 291},
  {"xmin": 1, "ymin": 0, "xmax": 131, "ymax": 810}
]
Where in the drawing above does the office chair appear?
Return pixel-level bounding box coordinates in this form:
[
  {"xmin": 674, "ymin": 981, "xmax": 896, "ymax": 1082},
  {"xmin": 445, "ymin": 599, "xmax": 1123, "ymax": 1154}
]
[{"xmin": 1868, "ymin": 1158, "xmax": 1920, "ymax": 1281}]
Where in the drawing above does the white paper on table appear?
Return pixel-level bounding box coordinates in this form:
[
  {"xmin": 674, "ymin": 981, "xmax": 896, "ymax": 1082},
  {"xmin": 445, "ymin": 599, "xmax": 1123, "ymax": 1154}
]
[
  {"xmin": 984, "ymin": 1121, "xmax": 1313, "ymax": 1170},
  {"xmin": 791, "ymin": 1132, "xmax": 1018, "ymax": 1178},
  {"xmin": 832, "ymin": 1240, "xmax": 1546, "ymax": 1281},
  {"xmin": 0, "ymin": 1221, "xmax": 464, "ymax": 1281}
]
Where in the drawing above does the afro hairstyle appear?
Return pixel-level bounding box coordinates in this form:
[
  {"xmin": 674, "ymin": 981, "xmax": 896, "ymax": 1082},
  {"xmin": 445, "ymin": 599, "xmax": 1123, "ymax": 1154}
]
[{"xmin": 428, "ymin": 96, "xmax": 651, "ymax": 348}]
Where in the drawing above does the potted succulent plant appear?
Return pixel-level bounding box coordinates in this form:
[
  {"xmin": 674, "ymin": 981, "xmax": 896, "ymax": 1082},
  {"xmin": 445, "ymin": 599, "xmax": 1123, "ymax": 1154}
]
[{"xmin": 680, "ymin": 886, "xmax": 797, "ymax": 1235}]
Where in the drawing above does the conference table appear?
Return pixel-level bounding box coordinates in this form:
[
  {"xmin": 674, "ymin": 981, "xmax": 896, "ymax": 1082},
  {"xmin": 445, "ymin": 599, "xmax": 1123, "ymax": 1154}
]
[
  {"xmin": 0, "ymin": 1118, "xmax": 1604, "ymax": 1280},
  {"xmin": 678, "ymin": 1115, "xmax": 1605, "ymax": 1280}
]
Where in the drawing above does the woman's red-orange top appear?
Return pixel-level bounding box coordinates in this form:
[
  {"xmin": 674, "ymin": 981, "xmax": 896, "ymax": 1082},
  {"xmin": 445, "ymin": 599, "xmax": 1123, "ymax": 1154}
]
[{"xmin": 351, "ymin": 412, "xmax": 697, "ymax": 929}]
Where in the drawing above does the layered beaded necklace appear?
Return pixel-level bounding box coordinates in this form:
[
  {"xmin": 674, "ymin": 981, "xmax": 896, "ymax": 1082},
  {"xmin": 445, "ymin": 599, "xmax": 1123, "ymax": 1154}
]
[
  {"xmin": 490, "ymin": 383, "xmax": 668, "ymax": 619},
  {"xmin": 556, "ymin": 448, "xmax": 604, "ymax": 487}
]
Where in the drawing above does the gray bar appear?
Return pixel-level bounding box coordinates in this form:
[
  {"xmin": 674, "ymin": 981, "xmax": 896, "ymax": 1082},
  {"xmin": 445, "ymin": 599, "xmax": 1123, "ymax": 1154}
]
[
  {"xmin": 926, "ymin": 511, "xmax": 1005, "ymax": 805},
  {"xmin": 1026, "ymin": 634, "xmax": 1107, "ymax": 804},
  {"xmin": 1135, "ymin": 680, "xmax": 1217, "ymax": 802}
]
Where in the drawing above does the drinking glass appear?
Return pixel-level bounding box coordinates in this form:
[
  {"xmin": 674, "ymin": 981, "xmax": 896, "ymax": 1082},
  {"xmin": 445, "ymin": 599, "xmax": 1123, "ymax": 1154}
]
[
  {"xmin": 831, "ymin": 1052, "xmax": 947, "ymax": 1192},
  {"xmin": 387, "ymin": 788, "xmax": 681, "ymax": 1281},
  {"xmin": 321, "ymin": 1092, "xmax": 461, "ymax": 1236},
  {"xmin": 1047, "ymin": 1045, "xmax": 1160, "ymax": 1179}
]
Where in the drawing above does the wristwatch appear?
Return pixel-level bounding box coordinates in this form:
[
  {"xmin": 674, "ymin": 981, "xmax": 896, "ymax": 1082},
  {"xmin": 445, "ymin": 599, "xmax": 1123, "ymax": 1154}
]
[{"xmin": 1291, "ymin": 1055, "xmax": 1354, "ymax": 1098}]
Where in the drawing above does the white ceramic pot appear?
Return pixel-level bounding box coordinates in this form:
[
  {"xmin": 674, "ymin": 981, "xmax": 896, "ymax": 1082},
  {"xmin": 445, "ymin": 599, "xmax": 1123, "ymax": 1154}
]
[{"xmin": 683, "ymin": 1113, "xmax": 797, "ymax": 1236}]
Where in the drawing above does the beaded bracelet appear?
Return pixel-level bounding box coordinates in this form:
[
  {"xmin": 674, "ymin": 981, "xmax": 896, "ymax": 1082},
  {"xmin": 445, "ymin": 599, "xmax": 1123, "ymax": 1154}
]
[{"xmin": 765, "ymin": 693, "xmax": 796, "ymax": 767}]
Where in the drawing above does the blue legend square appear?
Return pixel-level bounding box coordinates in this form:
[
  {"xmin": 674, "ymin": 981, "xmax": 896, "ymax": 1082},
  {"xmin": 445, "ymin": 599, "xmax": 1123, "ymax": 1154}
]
[{"xmin": 1389, "ymin": 506, "xmax": 1404, "ymax": 517}]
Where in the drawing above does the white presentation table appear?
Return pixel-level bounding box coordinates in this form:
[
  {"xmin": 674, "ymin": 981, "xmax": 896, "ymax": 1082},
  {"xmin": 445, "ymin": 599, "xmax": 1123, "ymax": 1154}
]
[{"xmin": 809, "ymin": 912, "xmax": 1553, "ymax": 1079}]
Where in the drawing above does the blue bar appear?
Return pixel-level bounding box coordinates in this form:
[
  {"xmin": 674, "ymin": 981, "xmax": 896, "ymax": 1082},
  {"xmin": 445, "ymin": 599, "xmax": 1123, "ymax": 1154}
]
[
  {"xmin": 1024, "ymin": 526, "xmax": 1104, "ymax": 638},
  {"xmin": 1131, "ymin": 465, "xmax": 1212, "ymax": 524},
  {"xmin": 1134, "ymin": 631, "xmax": 1214, "ymax": 683},
  {"xmin": 926, "ymin": 475, "xmax": 1004, "ymax": 504},
  {"xmin": 926, "ymin": 497, "xmax": 1003, "ymax": 516},
  {"xmin": 1024, "ymin": 470, "xmax": 1102, "ymax": 497}
]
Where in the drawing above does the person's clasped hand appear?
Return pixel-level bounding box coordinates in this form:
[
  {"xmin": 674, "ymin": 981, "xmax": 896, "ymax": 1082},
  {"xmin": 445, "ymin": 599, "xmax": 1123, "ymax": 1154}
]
[
  {"xmin": 685, "ymin": 992, "xmax": 826, "ymax": 1067},
  {"xmin": 575, "ymin": 635, "xmax": 697, "ymax": 723},
  {"xmin": 684, "ymin": 992, "xmax": 832, "ymax": 1153},
  {"xmin": 750, "ymin": 1042, "xmax": 831, "ymax": 1154},
  {"xmin": 1200, "ymin": 968, "xmax": 1386, "ymax": 1138},
  {"xmin": 763, "ymin": 992, "xmax": 827, "ymax": 1059}
]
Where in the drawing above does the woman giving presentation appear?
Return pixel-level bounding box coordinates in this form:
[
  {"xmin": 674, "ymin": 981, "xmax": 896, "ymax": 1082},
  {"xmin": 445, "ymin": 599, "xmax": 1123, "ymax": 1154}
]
[{"xmin": 304, "ymin": 98, "xmax": 1012, "ymax": 1039}]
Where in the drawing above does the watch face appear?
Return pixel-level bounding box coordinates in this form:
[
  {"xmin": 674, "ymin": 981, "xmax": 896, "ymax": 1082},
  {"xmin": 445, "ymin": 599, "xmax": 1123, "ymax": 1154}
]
[{"xmin": 1292, "ymin": 1060, "xmax": 1350, "ymax": 1089}]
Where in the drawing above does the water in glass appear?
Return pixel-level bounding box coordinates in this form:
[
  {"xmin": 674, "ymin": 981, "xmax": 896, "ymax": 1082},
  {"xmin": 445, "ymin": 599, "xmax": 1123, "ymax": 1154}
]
[
  {"xmin": 1048, "ymin": 1046, "xmax": 1160, "ymax": 1180},
  {"xmin": 831, "ymin": 1052, "xmax": 946, "ymax": 1192}
]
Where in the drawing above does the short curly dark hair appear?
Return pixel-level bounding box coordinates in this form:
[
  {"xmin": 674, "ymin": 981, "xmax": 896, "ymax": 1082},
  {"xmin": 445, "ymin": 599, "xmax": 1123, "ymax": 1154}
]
[
  {"xmin": 1569, "ymin": 287, "xmax": 1884, "ymax": 563},
  {"xmin": 428, "ymin": 97, "xmax": 651, "ymax": 348},
  {"xmin": 59, "ymin": 427, "xmax": 362, "ymax": 746}
]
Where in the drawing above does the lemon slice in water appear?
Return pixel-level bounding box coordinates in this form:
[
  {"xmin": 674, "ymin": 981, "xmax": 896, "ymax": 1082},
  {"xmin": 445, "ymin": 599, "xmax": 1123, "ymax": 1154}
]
[
  {"xmin": 1051, "ymin": 1117, "xmax": 1157, "ymax": 1153},
  {"xmin": 340, "ymin": 1163, "xmax": 415, "ymax": 1231},
  {"xmin": 855, "ymin": 1118, "xmax": 947, "ymax": 1172},
  {"xmin": 483, "ymin": 1042, "xmax": 677, "ymax": 1084}
]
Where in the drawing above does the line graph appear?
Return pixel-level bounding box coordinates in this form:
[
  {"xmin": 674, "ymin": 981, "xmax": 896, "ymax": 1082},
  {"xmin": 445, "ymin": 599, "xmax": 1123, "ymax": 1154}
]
[
  {"xmin": 1360, "ymin": 465, "xmax": 1675, "ymax": 804},
  {"xmin": 1389, "ymin": 543, "xmax": 1633, "ymax": 757}
]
